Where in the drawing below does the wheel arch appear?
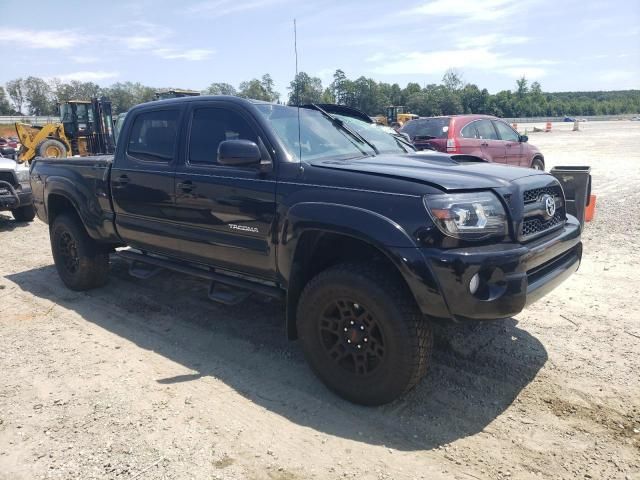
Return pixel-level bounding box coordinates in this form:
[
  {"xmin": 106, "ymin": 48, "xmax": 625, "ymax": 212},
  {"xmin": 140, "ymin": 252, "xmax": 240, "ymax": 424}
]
[{"xmin": 279, "ymin": 202, "xmax": 430, "ymax": 340}]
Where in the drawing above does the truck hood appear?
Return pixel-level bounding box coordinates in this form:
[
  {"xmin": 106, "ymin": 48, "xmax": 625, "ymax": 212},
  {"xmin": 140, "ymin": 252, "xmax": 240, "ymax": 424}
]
[
  {"xmin": 308, "ymin": 152, "xmax": 546, "ymax": 191},
  {"xmin": 0, "ymin": 157, "xmax": 18, "ymax": 171}
]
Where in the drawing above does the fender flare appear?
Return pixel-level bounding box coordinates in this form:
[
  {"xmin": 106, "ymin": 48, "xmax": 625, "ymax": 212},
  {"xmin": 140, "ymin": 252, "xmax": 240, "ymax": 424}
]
[
  {"xmin": 44, "ymin": 175, "xmax": 105, "ymax": 240},
  {"xmin": 278, "ymin": 202, "xmax": 448, "ymax": 339},
  {"xmin": 278, "ymin": 201, "xmax": 418, "ymax": 283}
]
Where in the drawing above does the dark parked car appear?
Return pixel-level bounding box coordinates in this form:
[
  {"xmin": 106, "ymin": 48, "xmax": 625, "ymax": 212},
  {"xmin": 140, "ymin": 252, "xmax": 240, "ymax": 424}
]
[
  {"xmin": 0, "ymin": 156, "xmax": 36, "ymax": 221},
  {"xmin": 401, "ymin": 115, "xmax": 546, "ymax": 170},
  {"xmin": 30, "ymin": 97, "xmax": 582, "ymax": 405}
]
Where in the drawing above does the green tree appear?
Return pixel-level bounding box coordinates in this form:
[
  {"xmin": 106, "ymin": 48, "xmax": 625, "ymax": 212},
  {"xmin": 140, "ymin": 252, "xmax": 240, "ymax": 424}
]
[
  {"xmin": 24, "ymin": 76, "xmax": 55, "ymax": 115},
  {"xmin": 320, "ymin": 87, "xmax": 335, "ymax": 103},
  {"xmin": 102, "ymin": 82, "xmax": 154, "ymax": 113},
  {"xmin": 516, "ymin": 76, "xmax": 529, "ymax": 99},
  {"xmin": 261, "ymin": 74, "xmax": 280, "ymax": 102},
  {"xmin": 0, "ymin": 87, "xmax": 12, "ymax": 114},
  {"xmin": 238, "ymin": 74, "xmax": 280, "ymax": 102},
  {"xmin": 288, "ymin": 72, "xmax": 323, "ymax": 105},
  {"xmin": 203, "ymin": 82, "xmax": 237, "ymax": 96},
  {"xmin": 442, "ymin": 68, "xmax": 464, "ymax": 92},
  {"xmin": 6, "ymin": 78, "xmax": 26, "ymax": 114},
  {"xmin": 53, "ymin": 80, "xmax": 102, "ymax": 103}
]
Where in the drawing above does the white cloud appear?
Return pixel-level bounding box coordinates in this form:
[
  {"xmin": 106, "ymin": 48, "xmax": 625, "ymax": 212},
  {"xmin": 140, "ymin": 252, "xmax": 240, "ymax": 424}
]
[
  {"xmin": 369, "ymin": 47, "xmax": 553, "ymax": 80},
  {"xmin": 70, "ymin": 55, "xmax": 99, "ymax": 64},
  {"xmin": 122, "ymin": 35, "xmax": 161, "ymax": 50},
  {"xmin": 500, "ymin": 67, "xmax": 548, "ymax": 78},
  {"xmin": 456, "ymin": 33, "xmax": 529, "ymax": 49},
  {"xmin": 599, "ymin": 70, "xmax": 635, "ymax": 83},
  {"xmin": 0, "ymin": 28, "xmax": 82, "ymax": 49},
  {"xmin": 407, "ymin": 0, "xmax": 520, "ymax": 22},
  {"xmin": 55, "ymin": 71, "xmax": 119, "ymax": 82},
  {"xmin": 153, "ymin": 48, "xmax": 214, "ymax": 61},
  {"xmin": 186, "ymin": 0, "xmax": 285, "ymax": 17}
]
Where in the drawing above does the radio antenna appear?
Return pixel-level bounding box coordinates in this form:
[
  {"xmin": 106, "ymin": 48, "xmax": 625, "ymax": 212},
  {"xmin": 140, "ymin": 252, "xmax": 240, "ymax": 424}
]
[{"xmin": 294, "ymin": 18, "xmax": 302, "ymax": 161}]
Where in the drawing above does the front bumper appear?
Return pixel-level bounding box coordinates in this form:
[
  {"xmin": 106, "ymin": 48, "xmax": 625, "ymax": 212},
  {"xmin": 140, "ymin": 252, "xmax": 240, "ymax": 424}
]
[
  {"xmin": 393, "ymin": 215, "xmax": 582, "ymax": 321},
  {"xmin": 0, "ymin": 181, "xmax": 32, "ymax": 211}
]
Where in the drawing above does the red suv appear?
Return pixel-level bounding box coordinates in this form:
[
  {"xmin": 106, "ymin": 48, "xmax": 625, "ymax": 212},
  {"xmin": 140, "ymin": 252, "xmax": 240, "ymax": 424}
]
[{"xmin": 400, "ymin": 115, "xmax": 545, "ymax": 170}]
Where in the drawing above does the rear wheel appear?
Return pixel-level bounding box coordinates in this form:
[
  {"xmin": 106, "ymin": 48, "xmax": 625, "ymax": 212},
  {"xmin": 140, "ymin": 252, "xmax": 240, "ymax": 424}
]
[
  {"xmin": 531, "ymin": 157, "xmax": 544, "ymax": 170},
  {"xmin": 12, "ymin": 204, "xmax": 36, "ymax": 222},
  {"xmin": 297, "ymin": 262, "xmax": 433, "ymax": 405},
  {"xmin": 50, "ymin": 213, "xmax": 109, "ymax": 290},
  {"xmin": 37, "ymin": 139, "xmax": 67, "ymax": 158}
]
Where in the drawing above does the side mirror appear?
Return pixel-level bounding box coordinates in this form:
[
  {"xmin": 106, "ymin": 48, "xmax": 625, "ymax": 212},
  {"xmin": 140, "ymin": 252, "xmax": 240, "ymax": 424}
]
[
  {"xmin": 519, "ymin": 135, "xmax": 529, "ymax": 143},
  {"xmin": 217, "ymin": 139, "xmax": 262, "ymax": 166}
]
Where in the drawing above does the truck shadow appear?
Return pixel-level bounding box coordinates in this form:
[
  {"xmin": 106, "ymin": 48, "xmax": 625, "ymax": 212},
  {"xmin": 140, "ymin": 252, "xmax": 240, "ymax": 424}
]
[
  {"xmin": 0, "ymin": 213, "xmax": 32, "ymax": 231},
  {"xmin": 6, "ymin": 259, "xmax": 548, "ymax": 452}
]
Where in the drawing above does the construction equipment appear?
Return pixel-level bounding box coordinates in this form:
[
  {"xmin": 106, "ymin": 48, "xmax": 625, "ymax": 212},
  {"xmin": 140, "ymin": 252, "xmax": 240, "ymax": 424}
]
[
  {"xmin": 374, "ymin": 106, "xmax": 418, "ymax": 127},
  {"xmin": 153, "ymin": 89, "xmax": 200, "ymax": 100},
  {"xmin": 15, "ymin": 98, "xmax": 115, "ymax": 163}
]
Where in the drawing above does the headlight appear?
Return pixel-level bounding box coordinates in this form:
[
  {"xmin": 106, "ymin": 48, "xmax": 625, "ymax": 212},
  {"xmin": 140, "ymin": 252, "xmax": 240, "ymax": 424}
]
[
  {"xmin": 16, "ymin": 169, "xmax": 30, "ymax": 183},
  {"xmin": 424, "ymin": 191, "xmax": 508, "ymax": 240}
]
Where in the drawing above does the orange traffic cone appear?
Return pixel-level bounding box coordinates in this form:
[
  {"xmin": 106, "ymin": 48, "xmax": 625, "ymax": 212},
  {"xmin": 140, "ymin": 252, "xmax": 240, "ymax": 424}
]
[
  {"xmin": 585, "ymin": 195, "xmax": 596, "ymax": 222},
  {"xmin": 512, "ymin": 123, "xmax": 518, "ymax": 131},
  {"xmin": 545, "ymin": 121, "xmax": 552, "ymax": 132}
]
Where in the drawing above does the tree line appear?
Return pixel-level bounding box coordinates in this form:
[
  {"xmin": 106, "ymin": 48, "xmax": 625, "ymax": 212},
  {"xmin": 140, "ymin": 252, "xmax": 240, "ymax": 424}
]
[{"xmin": 2, "ymin": 69, "xmax": 638, "ymax": 118}]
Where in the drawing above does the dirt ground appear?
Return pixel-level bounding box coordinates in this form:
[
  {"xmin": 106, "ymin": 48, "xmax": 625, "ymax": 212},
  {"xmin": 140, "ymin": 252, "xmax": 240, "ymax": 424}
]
[{"xmin": 1, "ymin": 120, "xmax": 639, "ymax": 480}]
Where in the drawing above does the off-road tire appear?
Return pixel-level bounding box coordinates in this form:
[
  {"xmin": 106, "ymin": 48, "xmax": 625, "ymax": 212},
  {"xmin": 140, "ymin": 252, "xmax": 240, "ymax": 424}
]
[
  {"xmin": 50, "ymin": 213, "xmax": 109, "ymax": 291},
  {"xmin": 12, "ymin": 204, "xmax": 36, "ymax": 222},
  {"xmin": 296, "ymin": 262, "xmax": 433, "ymax": 405},
  {"xmin": 531, "ymin": 157, "xmax": 544, "ymax": 170},
  {"xmin": 37, "ymin": 139, "xmax": 67, "ymax": 158}
]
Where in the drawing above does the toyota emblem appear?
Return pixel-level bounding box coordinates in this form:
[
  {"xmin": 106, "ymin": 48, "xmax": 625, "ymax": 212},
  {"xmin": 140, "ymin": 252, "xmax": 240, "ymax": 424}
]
[{"xmin": 542, "ymin": 194, "xmax": 556, "ymax": 218}]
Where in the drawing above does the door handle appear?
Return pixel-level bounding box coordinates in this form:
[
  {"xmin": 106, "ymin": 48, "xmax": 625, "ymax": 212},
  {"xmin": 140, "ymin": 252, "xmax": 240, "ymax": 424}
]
[
  {"xmin": 481, "ymin": 142, "xmax": 489, "ymax": 147},
  {"xmin": 177, "ymin": 180, "xmax": 195, "ymax": 192},
  {"xmin": 113, "ymin": 175, "xmax": 130, "ymax": 188}
]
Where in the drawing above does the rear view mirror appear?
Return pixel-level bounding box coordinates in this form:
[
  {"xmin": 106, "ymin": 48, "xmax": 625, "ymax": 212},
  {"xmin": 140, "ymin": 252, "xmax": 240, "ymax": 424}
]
[
  {"xmin": 519, "ymin": 135, "xmax": 529, "ymax": 143},
  {"xmin": 218, "ymin": 139, "xmax": 262, "ymax": 166}
]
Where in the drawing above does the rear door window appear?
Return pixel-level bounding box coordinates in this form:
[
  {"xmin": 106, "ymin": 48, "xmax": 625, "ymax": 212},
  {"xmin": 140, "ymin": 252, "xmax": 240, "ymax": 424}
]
[
  {"xmin": 401, "ymin": 118, "xmax": 450, "ymax": 139},
  {"xmin": 460, "ymin": 122, "xmax": 479, "ymax": 138},
  {"xmin": 493, "ymin": 121, "xmax": 520, "ymax": 142},
  {"xmin": 127, "ymin": 109, "xmax": 179, "ymax": 162},
  {"xmin": 475, "ymin": 119, "xmax": 499, "ymax": 140}
]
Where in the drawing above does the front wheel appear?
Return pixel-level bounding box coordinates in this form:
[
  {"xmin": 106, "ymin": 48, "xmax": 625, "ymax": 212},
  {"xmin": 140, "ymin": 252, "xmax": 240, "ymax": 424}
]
[
  {"xmin": 37, "ymin": 139, "xmax": 67, "ymax": 158},
  {"xmin": 531, "ymin": 158, "xmax": 545, "ymax": 170},
  {"xmin": 12, "ymin": 204, "xmax": 36, "ymax": 222},
  {"xmin": 50, "ymin": 213, "xmax": 109, "ymax": 290},
  {"xmin": 296, "ymin": 263, "xmax": 433, "ymax": 405}
]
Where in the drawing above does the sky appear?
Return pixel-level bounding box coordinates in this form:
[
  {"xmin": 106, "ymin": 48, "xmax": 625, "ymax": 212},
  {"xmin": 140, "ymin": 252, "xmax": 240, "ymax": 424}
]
[{"xmin": 1, "ymin": 0, "xmax": 638, "ymax": 97}]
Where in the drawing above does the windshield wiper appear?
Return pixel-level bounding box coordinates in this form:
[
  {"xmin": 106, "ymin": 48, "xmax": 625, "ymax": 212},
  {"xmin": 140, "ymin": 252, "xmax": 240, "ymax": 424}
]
[
  {"xmin": 304, "ymin": 104, "xmax": 379, "ymax": 155},
  {"xmin": 391, "ymin": 134, "xmax": 415, "ymax": 152}
]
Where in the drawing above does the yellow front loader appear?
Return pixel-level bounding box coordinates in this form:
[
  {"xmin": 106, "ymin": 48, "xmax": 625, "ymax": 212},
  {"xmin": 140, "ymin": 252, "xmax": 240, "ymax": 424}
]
[
  {"xmin": 14, "ymin": 98, "xmax": 115, "ymax": 163},
  {"xmin": 14, "ymin": 123, "xmax": 72, "ymax": 163}
]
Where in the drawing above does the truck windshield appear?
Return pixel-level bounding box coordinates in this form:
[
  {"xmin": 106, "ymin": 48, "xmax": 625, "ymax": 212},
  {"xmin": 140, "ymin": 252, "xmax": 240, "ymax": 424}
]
[{"xmin": 255, "ymin": 104, "xmax": 374, "ymax": 161}]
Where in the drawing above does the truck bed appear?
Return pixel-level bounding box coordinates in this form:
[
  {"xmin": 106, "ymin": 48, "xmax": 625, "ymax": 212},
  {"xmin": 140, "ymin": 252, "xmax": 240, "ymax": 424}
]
[{"xmin": 31, "ymin": 155, "xmax": 120, "ymax": 243}]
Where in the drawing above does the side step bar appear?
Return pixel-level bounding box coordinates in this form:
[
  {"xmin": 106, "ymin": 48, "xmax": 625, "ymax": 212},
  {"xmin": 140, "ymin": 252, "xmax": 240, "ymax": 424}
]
[{"xmin": 117, "ymin": 250, "xmax": 284, "ymax": 300}]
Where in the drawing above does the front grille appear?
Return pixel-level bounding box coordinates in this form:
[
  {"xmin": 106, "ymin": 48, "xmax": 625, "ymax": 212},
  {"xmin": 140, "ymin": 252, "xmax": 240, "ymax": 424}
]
[
  {"xmin": 522, "ymin": 212, "xmax": 564, "ymax": 237},
  {"xmin": 523, "ymin": 186, "xmax": 556, "ymax": 204},
  {"xmin": 0, "ymin": 172, "xmax": 16, "ymax": 187},
  {"xmin": 520, "ymin": 181, "xmax": 566, "ymax": 240}
]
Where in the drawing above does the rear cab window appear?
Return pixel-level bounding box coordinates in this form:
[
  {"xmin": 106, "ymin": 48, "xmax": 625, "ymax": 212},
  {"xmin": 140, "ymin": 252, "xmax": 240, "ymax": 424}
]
[
  {"xmin": 127, "ymin": 109, "xmax": 179, "ymax": 162},
  {"xmin": 401, "ymin": 117, "xmax": 450, "ymax": 140}
]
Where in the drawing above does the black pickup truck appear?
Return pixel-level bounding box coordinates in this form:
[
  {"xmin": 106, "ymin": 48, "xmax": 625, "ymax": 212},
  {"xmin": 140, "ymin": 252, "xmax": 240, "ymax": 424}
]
[{"xmin": 30, "ymin": 96, "xmax": 582, "ymax": 405}]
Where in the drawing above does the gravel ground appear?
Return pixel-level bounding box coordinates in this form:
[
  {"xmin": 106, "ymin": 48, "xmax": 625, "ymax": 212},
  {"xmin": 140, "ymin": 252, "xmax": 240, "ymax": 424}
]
[{"xmin": 1, "ymin": 120, "xmax": 639, "ymax": 480}]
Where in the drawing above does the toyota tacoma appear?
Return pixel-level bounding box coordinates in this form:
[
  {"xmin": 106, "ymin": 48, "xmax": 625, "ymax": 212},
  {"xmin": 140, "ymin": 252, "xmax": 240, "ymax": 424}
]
[{"xmin": 30, "ymin": 96, "xmax": 582, "ymax": 405}]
